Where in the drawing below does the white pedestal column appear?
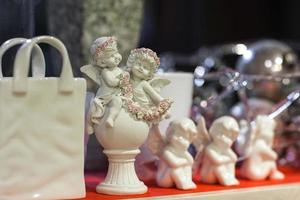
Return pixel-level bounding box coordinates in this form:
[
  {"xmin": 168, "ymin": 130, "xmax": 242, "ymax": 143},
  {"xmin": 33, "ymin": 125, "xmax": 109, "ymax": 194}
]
[{"xmin": 96, "ymin": 149, "xmax": 147, "ymax": 195}]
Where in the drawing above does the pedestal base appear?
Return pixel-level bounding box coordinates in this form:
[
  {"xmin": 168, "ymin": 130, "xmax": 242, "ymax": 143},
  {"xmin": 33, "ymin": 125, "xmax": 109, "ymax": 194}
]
[
  {"xmin": 96, "ymin": 181, "xmax": 147, "ymax": 195},
  {"xmin": 96, "ymin": 149, "xmax": 148, "ymax": 195}
]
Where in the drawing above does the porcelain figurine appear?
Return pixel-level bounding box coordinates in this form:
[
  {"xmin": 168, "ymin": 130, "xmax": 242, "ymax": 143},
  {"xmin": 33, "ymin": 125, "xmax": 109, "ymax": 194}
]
[
  {"xmin": 82, "ymin": 42, "xmax": 172, "ymax": 195},
  {"xmin": 194, "ymin": 116, "xmax": 240, "ymax": 186},
  {"xmin": 240, "ymin": 115, "xmax": 284, "ymax": 180},
  {"xmin": 147, "ymin": 119, "xmax": 197, "ymax": 190},
  {"xmin": 126, "ymin": 48, "xmax": 171, "ymax": 119},
  {"xmin": 81, "ymin": 36, "xmax": 124, "ymax": 130}
]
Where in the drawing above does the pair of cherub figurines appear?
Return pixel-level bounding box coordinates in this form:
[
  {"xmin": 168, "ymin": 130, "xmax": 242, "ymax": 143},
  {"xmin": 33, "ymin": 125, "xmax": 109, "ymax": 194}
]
[
  {"xmin": 81, "ymin": 36, "xmax": 171, "ymax": 132},
  {"xmin": 147, "ymin": 114, "xmax": 284, "ymax": 190}
]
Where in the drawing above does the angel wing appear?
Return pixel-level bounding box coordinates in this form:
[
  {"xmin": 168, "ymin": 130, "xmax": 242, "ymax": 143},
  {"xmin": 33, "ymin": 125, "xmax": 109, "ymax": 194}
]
[
  {"xmin": 80, "ymin": 64, "xmax": 101, "ymax": 86},
  {"xmin": 149, "ymin": 78, "xmax": 171, "ymax": 93},
  {"xmin": 236, "ymin": 120, "xmax": 258, "ymax": 161},
  {"xmin": 193, "ymin": 115, "xmax": 212, "ymax": 151},
  {"xmin": 192, "ymin": 115, "xmax": 212, "ymax": 178},
  {"xmin": 146, "ymin": 124, "xmax": 166, "ymax": 155},
  {"xmin": 235, "ymin": 119, "xmax": 250, "ymax": 156}
]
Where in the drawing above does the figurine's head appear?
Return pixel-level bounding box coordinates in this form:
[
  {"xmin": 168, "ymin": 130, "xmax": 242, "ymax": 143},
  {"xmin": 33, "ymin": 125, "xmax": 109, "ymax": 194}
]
[
  {"xmin": 90, "ymin": 36, "xmax": 122, "ymax": 68},
  {"xmin": 126, "ymin": 48, "xmax": 160, "ymax": 80},
  {"xmin": 166, "ymin": 118, "xmax": 197, "ymax": 150},
  {"xmin": 209, "ymin": 116, "xmax": 240, "ymax": 148},
  {"xmin": 254, "ymin": 115, "xmax": 276, "ymax": 145}
]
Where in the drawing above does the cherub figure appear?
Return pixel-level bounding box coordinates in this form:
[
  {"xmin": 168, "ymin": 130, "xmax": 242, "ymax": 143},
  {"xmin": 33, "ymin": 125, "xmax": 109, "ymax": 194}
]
[
  {"xmin": 193, "ymin": 116, "xmax": 240, "ymax": 186},
  {"xmin": 147, "ymin": 118, "xmax": 198, "ymax": 190},
  {"xmin": 125, "ymin": 48, "xmax": 171, "ymax": 123},
  {"xmin": 240, "ymin": 115, "xmax": 284, "ymax": 180},
  {"xmin": 81, "ymin": 36, "xmax": 125, "ymax": 129}
]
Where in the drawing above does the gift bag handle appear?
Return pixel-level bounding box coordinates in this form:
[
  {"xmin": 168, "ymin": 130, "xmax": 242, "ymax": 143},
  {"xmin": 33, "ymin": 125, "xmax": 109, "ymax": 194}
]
[
  {"xmin": 0, "ymin": 38, "xmax": 45, "ymax": 78},
  {"xmin": 13, "ymin": 36, "xmax": 74, "ymax": 93}
]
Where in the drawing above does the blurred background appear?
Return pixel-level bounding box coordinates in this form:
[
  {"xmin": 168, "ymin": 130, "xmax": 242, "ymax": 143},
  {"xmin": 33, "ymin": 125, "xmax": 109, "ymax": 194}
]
[
  {"xmin": 1, "ymin": 0, "xmax": 299, "ymax": 170},
  {"xmin": 3, "ymin": 0, "xmax": 300, "ymax": 74}
]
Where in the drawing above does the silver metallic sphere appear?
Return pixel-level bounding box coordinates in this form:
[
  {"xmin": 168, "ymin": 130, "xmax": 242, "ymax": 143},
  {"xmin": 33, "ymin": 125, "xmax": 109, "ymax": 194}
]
[
  {"xmin": 236, "ymin": 40, "xmax": 298, "ymax": 75},
  {"xmin": 236, "ymin": 40, "xmax": 299, "ymax": 101}
]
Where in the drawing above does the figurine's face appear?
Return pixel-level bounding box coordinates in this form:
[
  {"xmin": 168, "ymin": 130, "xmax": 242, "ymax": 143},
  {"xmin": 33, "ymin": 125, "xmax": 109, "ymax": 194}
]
[
  {"xmin": 170, "ymin": 133, "xmax": 190, "ymax": 149},
  {"xmin": 213, "ymin": 134, "xmax": 231, "ymax": 148},
  {"xmin": 95, "ymin": 46, "xmax": 122, "ymax": 68},
  {"xmin": 210, "ymin": 117, "xmax": 239, "ymax": 148},
  {"xmin": 213, "ymin": 127, "xmax": 239, "ymax": 148},
  {"xmin": 131, "ymin": 60, "xmax": 153, "ymax": 80}
]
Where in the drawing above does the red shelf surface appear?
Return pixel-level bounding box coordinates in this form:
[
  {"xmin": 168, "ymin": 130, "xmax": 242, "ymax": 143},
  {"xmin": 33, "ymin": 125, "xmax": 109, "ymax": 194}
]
[{"xmin": 81, "ymin": 167, "xmax": 300, "ymax": 200}]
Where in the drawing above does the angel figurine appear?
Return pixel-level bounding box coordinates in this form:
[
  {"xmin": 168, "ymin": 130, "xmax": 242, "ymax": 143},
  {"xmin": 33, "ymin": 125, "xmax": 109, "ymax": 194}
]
[
  {"xmin": 81, "ymin": 36, "xmax": 126, "ymax": 129},
  {"xmin": 193, "ymin": 116, "xmax": 240, "ymax": 186},
  {"xmin": 240, "ymin": 115, "xmax": 284, "ymax": 180},
  {"xmin": 147, "ymin": 118, "xmax": 198, "ymax": 190},
  {"xmin": 125, "ymin": 48, "xmax": 172, "ymax": 121}
]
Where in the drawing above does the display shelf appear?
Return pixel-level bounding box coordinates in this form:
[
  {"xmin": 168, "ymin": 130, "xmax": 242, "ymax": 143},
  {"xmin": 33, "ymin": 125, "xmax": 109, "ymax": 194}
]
[{"xmin": 81, "ymin": 167, "xmax": 300, "ymax": 200}]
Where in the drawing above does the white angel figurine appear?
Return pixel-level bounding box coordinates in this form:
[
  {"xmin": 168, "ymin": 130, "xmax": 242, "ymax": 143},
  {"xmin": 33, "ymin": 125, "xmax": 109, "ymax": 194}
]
[
  {"xmin": 240, "ymin": 115, "xmax": 284, "ymax": 180},
  {"xmin": 193, "ymin": 116, "xmax": 240, "ymax": 186},
  {"xmin": 126, "ymin": 47, "xmax": 173, "ymax": 182},
  {"xmin": 81, "ymin": 36, "xmax": 126, "ymax": 130},
  {"xmin": 125, "ymin": 48, "xmax": 172, "ymax": 123},
  {"xmin": 147, "ymin": 118, "xmax": 198, "ymax": 190}
]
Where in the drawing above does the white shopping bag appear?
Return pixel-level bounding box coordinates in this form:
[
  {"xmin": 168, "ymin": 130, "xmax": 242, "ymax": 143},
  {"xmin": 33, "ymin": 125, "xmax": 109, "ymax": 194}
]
[{"xmin": 0, "ymin": 36, "xmax": 86, "ymax": 200}]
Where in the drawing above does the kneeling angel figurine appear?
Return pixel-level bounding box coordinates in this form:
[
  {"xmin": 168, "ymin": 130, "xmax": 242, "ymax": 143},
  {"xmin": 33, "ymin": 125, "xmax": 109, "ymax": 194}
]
[
  {"xmin": 193, "ymin": 116, "xmax": 240, "ymax": 186},
  {"xmin": 147, "ymin": 118, "xmax": 198, "ymax": 190},
  {"xmin": 240, "ymin": 115, "xmax": 284, "ymax": 180}
]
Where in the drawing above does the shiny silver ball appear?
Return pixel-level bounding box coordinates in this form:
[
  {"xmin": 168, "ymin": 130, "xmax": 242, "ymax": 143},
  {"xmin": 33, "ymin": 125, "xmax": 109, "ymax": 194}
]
[
  {"xmin": 236, "ymin": 39, "xmax": 298, "ymax": 75},
  {"xmin": 236, "ymin": 39, "xmax": 299, "ymax": 101}
]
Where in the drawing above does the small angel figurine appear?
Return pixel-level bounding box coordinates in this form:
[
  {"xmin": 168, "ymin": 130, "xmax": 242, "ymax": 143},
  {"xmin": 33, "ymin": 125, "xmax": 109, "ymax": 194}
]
[
  {"xmin": 240, "ymin": 115, "xmax": 284, "ymax": 180},
  {"xmin": 147, "ymin": 118, "xmax": 197, "ymax": 190},
  {"xmin": 125, "ymin": 48, "xmax": 172, "ymax": 122},
  {"xmin": 81, "ymin": 36, "xmax": 126, "ymax": 129},
  {"xmin": 194, "ymin": 116, "xmax": 240, "ymax": 186}
]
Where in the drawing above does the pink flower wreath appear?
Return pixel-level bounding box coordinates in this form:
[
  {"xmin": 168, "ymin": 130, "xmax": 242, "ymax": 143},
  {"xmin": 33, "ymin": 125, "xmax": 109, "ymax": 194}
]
[{"xmin": 119, "ymin": 72, "xmax": 172, "ymax": 124}]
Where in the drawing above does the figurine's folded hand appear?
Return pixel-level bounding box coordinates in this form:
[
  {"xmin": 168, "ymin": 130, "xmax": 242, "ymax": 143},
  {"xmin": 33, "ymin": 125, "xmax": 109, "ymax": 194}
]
[
  {"xmin": 207, "ymin": 148, "xmax": 232, "ymax": 164},
  {"xmin": 220, "ymin": 155, "xmax": 233, "ymax": 163},
  {"xmin": 162, "ymin": 150, "xmax": 190, "ymax": 168},
  {"xmin": 228, "ymin": 150, "xmax": 238, "ymax": 162},
  {"xmin": 174, "ymin": 158, "xmax": 190, "ymax": 167}
]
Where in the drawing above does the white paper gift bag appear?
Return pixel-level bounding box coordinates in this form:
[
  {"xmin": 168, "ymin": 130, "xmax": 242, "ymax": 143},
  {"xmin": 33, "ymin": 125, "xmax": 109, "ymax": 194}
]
[{"xmin": 0, "ymin": 36, "xmax": 86, "ymax": 200}]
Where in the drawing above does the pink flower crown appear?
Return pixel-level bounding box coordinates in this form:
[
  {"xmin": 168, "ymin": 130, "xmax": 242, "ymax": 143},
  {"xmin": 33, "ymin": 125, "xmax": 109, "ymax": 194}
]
[
  {"xmin": 130, "ymin": 48, "xmax": 160, "ymax": 66},
  {"xmin": 93, "ymin": 36, "xmax": 117, "ymax": 58}
]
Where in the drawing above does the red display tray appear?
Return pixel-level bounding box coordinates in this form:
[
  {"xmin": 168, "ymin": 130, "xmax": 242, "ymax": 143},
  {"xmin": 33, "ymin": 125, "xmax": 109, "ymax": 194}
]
[{"xmin": 81, "ymin": 167, "xmax": 300, "ymax": 200}]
